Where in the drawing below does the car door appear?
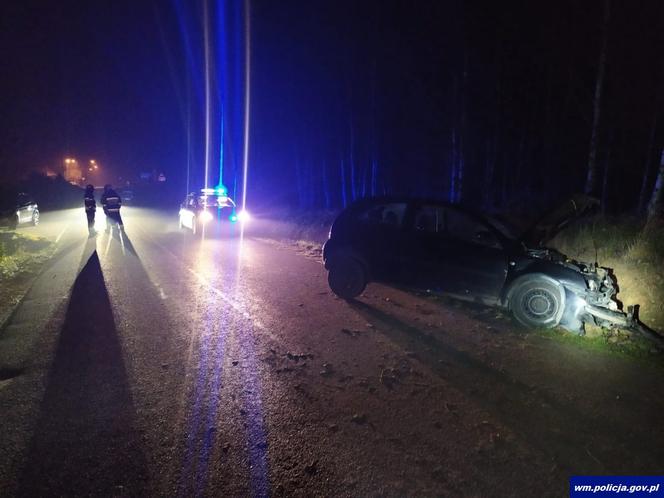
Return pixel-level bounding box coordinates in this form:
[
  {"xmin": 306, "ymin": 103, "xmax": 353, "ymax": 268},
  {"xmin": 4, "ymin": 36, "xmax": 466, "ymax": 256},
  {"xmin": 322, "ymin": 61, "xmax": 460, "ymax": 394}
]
[
  {"xmin": 440, "ymin": 207, "xmax": 509, "ymax": 302},
  {"xmin": 180, "ymin": 194, "xmax": 197, "ymax": 229},
  {"xmin": 16, "ymin": 194, "xmax": 31, "ymax": 224},
  {"xmin": 409, "ymin": 204, "xmax": 509, "ymax": 302},
  {"xmin": 352, "ymin": 201, "xmax": 412, "ymax": 283}
]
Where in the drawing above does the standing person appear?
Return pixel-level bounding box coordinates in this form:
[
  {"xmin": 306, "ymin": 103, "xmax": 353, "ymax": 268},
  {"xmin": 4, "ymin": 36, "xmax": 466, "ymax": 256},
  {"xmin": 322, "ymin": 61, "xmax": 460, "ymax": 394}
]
[
  {"xmin": 84, "ymin": 184, "xmax": 96, "ymax": 236},
  {"xmin": 101, "ymin": 184, "xmax": 124, "ymax": 232}
]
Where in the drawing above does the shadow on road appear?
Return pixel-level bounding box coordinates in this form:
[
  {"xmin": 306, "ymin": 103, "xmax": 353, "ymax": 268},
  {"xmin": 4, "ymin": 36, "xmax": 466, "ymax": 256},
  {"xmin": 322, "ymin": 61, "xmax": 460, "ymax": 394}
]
[
  {"xmin": 349, "ymin": 299, "xmax": 664, "ymax": 475},
  {"xmin": 18, "ymin": 250, "xmax": 148, "ymax": 496},
  {"xmin": 110, "ymin": 228, "xmax": 138, "ymax": 257}
]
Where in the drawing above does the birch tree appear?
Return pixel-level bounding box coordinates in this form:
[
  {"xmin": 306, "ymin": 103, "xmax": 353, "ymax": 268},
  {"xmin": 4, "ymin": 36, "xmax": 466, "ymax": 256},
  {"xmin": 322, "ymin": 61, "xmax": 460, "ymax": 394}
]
[
  {"xmin": 638, "ymin": 113, "xmax": 658, "ymax": 213},
  {"xmin": 647, "ymin": 149, "xmax": 664, "ymax": 221}
]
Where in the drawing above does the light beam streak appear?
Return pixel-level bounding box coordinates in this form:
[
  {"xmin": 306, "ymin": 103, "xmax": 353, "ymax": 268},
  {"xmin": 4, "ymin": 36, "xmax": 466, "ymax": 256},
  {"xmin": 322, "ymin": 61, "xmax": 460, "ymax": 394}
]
[
  {"xmin": 241, "ymin": 0, "xmax": 251, "ymax": 212},
  {"xmin": 203, "ymin": 0, "xmax": 212, "ymax": 190}
]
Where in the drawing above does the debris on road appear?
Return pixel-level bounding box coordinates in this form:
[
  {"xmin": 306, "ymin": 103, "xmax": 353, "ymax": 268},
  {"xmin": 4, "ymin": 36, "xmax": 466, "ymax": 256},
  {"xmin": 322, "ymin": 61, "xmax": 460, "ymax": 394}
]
[
  {"xmin": 320, "ymin": 363, "xmax": 334, "ymax": 377},
  {"xmin": 341, "ymin": 328, "xmax": 363, "ymax": 337},
  {"xmin": 304, "ymin": 459, "xmax": 319, "ymax": 476},
  {"xmin": 351, "ymin": 413, "xmax": 367, "ymax": 425},
  {"xmin": 286, "ymin": 352, "xmax": 314, "ymax": 362}
]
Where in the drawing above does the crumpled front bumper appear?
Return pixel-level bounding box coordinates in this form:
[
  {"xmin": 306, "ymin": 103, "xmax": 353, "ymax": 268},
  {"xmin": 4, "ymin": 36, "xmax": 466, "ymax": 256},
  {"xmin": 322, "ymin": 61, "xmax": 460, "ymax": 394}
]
[
  {"xmin": 580, "ymin": 299, "xmax": 664, "ymax": 347},
  {"xmin": 583, "ymin": 302, "xmax": 634, "ymax": 328}
]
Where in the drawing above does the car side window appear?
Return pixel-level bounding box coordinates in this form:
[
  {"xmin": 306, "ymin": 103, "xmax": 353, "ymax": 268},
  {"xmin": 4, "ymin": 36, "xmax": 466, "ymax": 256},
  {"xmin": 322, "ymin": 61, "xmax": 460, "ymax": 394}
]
[
  {"xmin": 445, "ymin": 209, "xmax": 501, "ymax": 248},
  {"xmin": 358, "ymin": 203, "xmax": 407, "ymax": 229},
  {"xmin": 413, "ymin": 205, "xmax": 445, "ymax": 233}
]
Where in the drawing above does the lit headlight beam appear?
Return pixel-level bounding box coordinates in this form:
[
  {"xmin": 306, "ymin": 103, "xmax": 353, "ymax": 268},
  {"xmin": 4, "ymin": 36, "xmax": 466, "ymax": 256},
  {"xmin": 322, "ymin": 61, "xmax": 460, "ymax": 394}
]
[
  {"xmin": 203, "ymin": 0, "xmax": 212, "ymax": 190},
  {"xmin": 241, "ymin": 0, "xmax": 251, "ymax": 213},
  {"xmin": 199, "ymin": 210, "xmax": 214, "ymax": 223},
  {"xmin": 237, "ymin": 209, "xmax": 250, "ymax": 223}
]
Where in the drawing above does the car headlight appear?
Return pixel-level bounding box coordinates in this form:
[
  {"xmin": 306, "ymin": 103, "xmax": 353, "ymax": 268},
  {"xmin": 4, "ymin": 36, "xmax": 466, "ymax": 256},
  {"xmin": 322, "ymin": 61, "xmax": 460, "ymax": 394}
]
[
  {"xmin": 587, "ymin": 279, "xmax": 598, "ymax": 291},
  {"xmin": 199, "ymin": 210, "xmax": 213, "ymax": 223},
  {"xmin": 237, "ymin": 210, "xmax": 250, "ymax": 223}
]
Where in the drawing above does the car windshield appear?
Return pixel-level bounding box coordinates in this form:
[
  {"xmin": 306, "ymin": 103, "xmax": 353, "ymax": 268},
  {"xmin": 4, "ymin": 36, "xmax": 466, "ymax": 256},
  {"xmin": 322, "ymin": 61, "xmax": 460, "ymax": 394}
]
[
  {"xmin": 200, "ymin": 194, "xmax": 235, "ymax": 208},
  {"xmin": 484, "ymin": 215, "xmax": 519, "ymax": 240}
]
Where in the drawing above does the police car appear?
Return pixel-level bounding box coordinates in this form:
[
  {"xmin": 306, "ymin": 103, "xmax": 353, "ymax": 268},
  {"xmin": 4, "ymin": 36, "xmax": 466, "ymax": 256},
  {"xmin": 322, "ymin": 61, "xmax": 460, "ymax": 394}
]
[{"xmin": 178, "ymin": 187, "xmax": 249, "ymax": 234}]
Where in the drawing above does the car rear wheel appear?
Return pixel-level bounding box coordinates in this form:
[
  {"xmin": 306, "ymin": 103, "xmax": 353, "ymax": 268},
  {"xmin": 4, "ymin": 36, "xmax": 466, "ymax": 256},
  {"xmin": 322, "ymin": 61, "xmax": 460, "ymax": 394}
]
[
  {"xmin": 31, "ymin": 210, "xmax": 39, "ymax": 226},
  {"xmin": 327, "ymin": 256, "xmax": 366, "ymax": 299},
  {"xmin": 508, "ymin": 275, "xmax": 565, "ymax": 329}
]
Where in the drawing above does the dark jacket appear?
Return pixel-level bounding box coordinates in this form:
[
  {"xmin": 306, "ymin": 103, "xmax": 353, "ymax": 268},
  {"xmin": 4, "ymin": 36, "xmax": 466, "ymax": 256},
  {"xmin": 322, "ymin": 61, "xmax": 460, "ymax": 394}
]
[
  {"xmin": 101, "ymin": 189, "xmax": 122, "ymax": 213},
  {"xmin": 84, "ymin": 191, "xmax": 96, "ymax": 212}
]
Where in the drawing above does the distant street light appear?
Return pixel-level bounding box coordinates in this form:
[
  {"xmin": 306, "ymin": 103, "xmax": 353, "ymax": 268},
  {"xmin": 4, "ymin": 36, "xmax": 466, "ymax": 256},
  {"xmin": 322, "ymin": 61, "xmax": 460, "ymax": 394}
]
[{"xmin": 63, "ymin": 157, "xmax": 82, "ymax": 184}]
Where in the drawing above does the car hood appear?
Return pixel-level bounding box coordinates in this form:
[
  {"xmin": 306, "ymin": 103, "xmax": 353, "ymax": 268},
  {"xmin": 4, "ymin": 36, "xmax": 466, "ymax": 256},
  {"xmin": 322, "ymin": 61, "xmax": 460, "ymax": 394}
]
[{"xmin": 520, "ymin": 194, "xmax": 599, "ymax": 247}]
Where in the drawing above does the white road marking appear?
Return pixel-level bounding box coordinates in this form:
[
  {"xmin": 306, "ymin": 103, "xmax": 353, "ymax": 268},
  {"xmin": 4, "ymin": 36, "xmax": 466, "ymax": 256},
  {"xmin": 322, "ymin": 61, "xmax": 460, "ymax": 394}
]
[{"xmin": 54, "ymin": 226, "xmax": 68, "ymax": 244}]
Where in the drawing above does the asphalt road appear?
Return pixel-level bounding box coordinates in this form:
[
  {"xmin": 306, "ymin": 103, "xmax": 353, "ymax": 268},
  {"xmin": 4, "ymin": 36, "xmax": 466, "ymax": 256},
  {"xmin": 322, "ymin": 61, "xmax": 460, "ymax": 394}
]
[{"xmin": 1, "ymin": 207, "xmax": 663, "ymax": 497}]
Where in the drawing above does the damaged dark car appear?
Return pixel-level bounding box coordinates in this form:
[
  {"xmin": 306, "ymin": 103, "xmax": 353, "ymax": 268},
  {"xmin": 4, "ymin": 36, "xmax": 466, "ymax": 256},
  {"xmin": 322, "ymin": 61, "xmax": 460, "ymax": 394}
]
[{"xmin": 323, "ymin": 195, "xmax": 648, "ymax": 337}]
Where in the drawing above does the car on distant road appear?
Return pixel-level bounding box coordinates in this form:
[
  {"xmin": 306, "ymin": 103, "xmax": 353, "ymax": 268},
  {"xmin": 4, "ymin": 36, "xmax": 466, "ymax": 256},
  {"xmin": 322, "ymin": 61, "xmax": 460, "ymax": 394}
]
[
  {"xmin": 120, "ymin": 189, "xmax": 134, "ymax": 204},
  {"xmin": 0, "ymin": 191, "xmax": 39, "ymax": 229},
  {"xmin": 178, "ymin": 187, "xmax": 249, "ymax": 234},
  {"xmin": 322, "ymin": 195, "xmax": 642, "ymax": 335}
]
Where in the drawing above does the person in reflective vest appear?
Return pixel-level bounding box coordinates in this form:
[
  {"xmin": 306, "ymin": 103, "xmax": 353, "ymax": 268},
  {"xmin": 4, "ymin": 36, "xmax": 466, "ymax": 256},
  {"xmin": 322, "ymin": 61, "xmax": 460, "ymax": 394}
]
[
  {"xmin": 84, "ymin": 184, "xmax": 96, "ymax": 236},
  {"xmin": 101, "ymin": 184, "xmax": 124, "ymax": 232}
]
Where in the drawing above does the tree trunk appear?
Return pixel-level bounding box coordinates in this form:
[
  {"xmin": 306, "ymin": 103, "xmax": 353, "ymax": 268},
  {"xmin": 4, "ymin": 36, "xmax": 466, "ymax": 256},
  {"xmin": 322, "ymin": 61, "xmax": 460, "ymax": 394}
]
[
  {"xmin": 340, "ymin": 157, "xmax": 348, "ymax": 208},
  {"xmin": 484, "ymin": 44, "xmax": 501, "ymax": 210},
  {"xmin": 647, "ymin": 149, "xmax": 664, "ymax": 221},
  {"xmin": 322, "ymin": 159, "xmax": 331, "ymax": 209},
  {"xmin": 349, "ymin": 115, "xmax": 358, "ymax": 201},
  {"xmin": 584, "ymin": 0, "xmax": 610, "ymax": 195},
  {"xmin": 450, "ymin": 127, "xmax": 458, "ymax": 203},
  {"xmin": 483, "ymin": 138, "xmax": 495, "ymax": 209},
  {"xmin": 601, "ymin": 135, "xmax": 612, "ymax": 213},
  {"xmin": 638, "ymin": 106, "xmax": 659, "ymax": 214},
  {"xmin": 295, "ymin": 152, "xmax": 304, "ymax": 208},
  {"xmin": 370, "ymin": 155, "xmax": 378, "ymax": 200},
  {"xmin": 456, "ymin": 55, "xmax": 468, "ymax": 204},
  {"xmin": 370, "ymin": 57, "xmax": 379, "ymax": 198}
]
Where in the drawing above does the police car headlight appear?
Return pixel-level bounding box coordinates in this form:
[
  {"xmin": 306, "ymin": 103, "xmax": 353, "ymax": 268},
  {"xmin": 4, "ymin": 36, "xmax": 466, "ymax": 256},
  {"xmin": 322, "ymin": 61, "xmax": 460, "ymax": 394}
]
[
  {"xmin": 237, "ymin": 210, "xmax": 250, "ymax": 223},
  {"xmin": 199, "ymin": 210, "xmax": 213, "ymax": 223}
]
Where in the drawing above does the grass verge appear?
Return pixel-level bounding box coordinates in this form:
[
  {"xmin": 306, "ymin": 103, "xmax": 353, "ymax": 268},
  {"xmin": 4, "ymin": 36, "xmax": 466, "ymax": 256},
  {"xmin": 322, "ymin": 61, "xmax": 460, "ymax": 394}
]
[{"xmin": 0, "ymin": 231, "xmax": 55, "ymax": 280}]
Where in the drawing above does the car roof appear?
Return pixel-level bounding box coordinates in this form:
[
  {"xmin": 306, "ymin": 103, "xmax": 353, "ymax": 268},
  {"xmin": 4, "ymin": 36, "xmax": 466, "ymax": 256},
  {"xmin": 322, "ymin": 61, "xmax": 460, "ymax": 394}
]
[
  {"xmin": 341, "ymin": 196, "xmax": 516, "ymax": 240},
  {"xmin": 345, "ymin": 196, "xmax": 480, "ymax": 216}
]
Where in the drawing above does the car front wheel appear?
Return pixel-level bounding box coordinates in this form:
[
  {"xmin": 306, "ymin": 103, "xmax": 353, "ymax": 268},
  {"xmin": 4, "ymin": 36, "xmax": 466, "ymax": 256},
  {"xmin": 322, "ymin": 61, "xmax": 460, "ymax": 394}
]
[
  {"xmin": 508, "ymin": 275, "xmax": 565, "ymax": 329},
  {"xmin": 327, "ymin": 256, "xmax": 366, "ymax": 299},
  {"xmin": 31, "ymin": 210, "xmax": 39, "ymax": 226}
]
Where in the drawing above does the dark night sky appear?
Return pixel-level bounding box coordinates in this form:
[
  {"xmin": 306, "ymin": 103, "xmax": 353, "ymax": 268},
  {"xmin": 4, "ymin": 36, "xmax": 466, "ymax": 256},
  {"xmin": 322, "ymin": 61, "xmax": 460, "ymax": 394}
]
[{"xmin": 1, "ymin": 0, "xmax": 663, "ymax": 212}]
